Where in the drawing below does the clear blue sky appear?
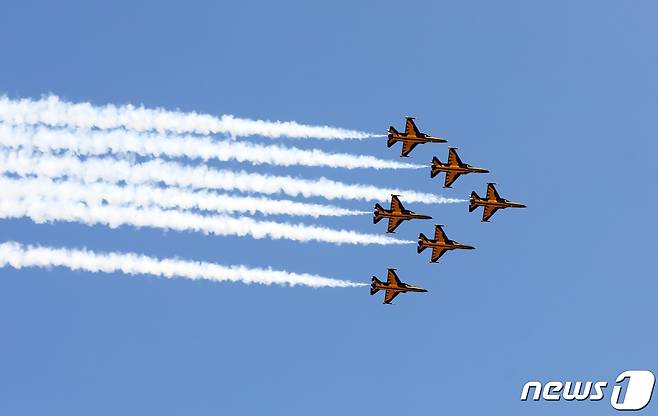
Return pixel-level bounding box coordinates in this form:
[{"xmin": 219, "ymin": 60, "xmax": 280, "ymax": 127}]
[{"xmin": 0, "ymin": 1, "xmax": 656, "ymax": 414}]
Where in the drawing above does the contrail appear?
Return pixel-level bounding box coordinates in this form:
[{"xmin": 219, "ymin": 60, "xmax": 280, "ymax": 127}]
[
  {"xmin": 0, "ymin": 124, "xmax": 422, "ymax": 170},
  {"xmin": 0, "ymin": 241, "xmax": 365, "ymax": 288},
  {"xmin": 0, "ymin": 197, "xmax": 413, "ymax": 245},
  {"xmin": 0, "ymin": 95, "xmax": 375, "ymax": 139},
  {"xmin": 0, "ymin": 176, "xmax": 367, "ymax": 218},
  {"xmin": 0, "ymin": 150, "xmax": 464, "ymax": 204}
]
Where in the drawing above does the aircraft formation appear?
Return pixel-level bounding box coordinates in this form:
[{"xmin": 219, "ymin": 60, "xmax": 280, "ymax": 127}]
[{"xmin": 371, "ymin": 117, "xmax": 526, "ymax": 304}]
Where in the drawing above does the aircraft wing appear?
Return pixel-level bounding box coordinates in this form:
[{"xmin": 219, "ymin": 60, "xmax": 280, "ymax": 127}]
[
  {"xmin": 434, "ymin": 225, "xmax": 448, "ymax": 243},
  {"xmin": 386, "ymin": 268, "xmax": 403, "ymax": 287},
  {"xmin": 386, "ymin": 217, "xmax": 404, "ymax": 233},
  {"xmin": 443, "ymin": 171, "xmax": 462, "ymax": 188},
  {"xmin": 482, "ymin": 205, "xmax": 500, "ymax": 222},
  {"xmin": 383, "ymin": 289, "xmax": 400, "ymax": 304},
  {"xmin": 400, "ymin": 141, "xmax": 419, "ymax": 157},
  {"xmin": 486, "ymin": 183, "xmax": 502, "ymax": 201},
  {"xmin": 405, "ymin": 117, "xmax": 421, "ymax": 137},
  {"xmin": 448, "ymin": 148, "xmax": 463, "ymax": 166},
  {"xmin": 431, "ymin": 247, "xmax": 448, "ymax": 263},
  {"xmin": 390, "ymin": 195, "xmax": 404, "ymax": 213}
]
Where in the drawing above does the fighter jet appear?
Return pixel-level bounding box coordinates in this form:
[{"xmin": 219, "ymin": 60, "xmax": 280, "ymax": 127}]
[
  {"xmin": 431, "ymin": 148, "xmax": 489, "ymax": 188},
  {"xmin": 370, "ymin": 268, "xmax": 427, "ymax": 304},
  {"xmin": 387, "ymin": 116, "xmax": 447, "ymax": 157},
  {"xmin": 417, "ymin": 224, "xmax": 475, "ymax": 263},
  {"xmin": 469, "ymin": 183, "xmax": 527, "ymax": 222},
  {"xmin": 373, "ymin": 194, "xmax": 432, "ymax": 233}
]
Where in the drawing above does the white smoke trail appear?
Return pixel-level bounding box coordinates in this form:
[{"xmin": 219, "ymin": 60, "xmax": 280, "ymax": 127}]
[
  {"xmin": 0, "ymin": 241, "xmax": 365, "ymax": 287},
  {"xmin": 0, "ymin": 124, "xmax": 421, "ymax": 170},
  {"xmin": 0, "ymin": 176, "xmax": 366, "ymax": 218},
  {"xmin": 0, "ymin": 150, "xmax": 463, "ymax": 204},
  {"xmin": 0, "ymin": 95, "xmax": 375, "ymax": 139},
  {"xmin": 0, "ymin": 197, "xmax": 412, "ymax": 245}
]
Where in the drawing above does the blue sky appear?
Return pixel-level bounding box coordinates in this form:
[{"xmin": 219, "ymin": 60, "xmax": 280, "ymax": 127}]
[{"xmin": 0, "ymin": 1, "xmax": 656, "ymax": 414}]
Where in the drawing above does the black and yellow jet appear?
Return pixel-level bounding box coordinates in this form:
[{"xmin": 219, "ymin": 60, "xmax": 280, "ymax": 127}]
[
  {"xmin": 469, "ymin": 183, "xmax": 527, "ymax": 222},
  {"xmin": 387, "ymin": 116, "xmax": 447, "ymax": 157},
  {"xmin": 370, "ymin": 268, "xmax": 427, "ymax": 304},
  {"xmin": 373, "ymin": 194, "xmax": 432, "ymax": 233},
  {"xmin": 417, "ymin": 225, "xmax": 474, "ymax": 263},
  {"xmin": 431, "ymin": 148, "xmax": 489, "ymax": 188}
]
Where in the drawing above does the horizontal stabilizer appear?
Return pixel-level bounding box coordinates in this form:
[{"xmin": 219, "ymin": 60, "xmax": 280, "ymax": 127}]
[
  {"xmin": 373, "ymin": 203, "xmax": 384, "ymax": 223},
  {"xmin": 417, "ymin": 233, "xmax": 429, "ymax": 253},
  {"xmin": 430, "ymin": 156, "xmax": 442, "ymax": 178},
  {"xmin": 370, "ymin": 276, "xmax": 383, "ymax": 295}
]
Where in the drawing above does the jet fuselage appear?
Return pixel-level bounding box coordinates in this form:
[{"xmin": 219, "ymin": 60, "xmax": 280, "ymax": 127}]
[
  {"xmin": 471, "ymin": 198, "xmax": 527, "ymax": 209},
  {"xmin": 420, "ymin": 241, "xmax": 475, "ymax": 251},
  {"xmin": 389, "ymin": 134, "xmax": 446, "ymax": 144},
  {"xmin": 379, "ymin": 211, "xmax": 432, "ymax": 221},
  {"xmin": 371, "ymin": 281, "xmax": 427, "ymax": 294},
  {"xmin": 432, "ymin": 164, "xmax": 489, "ymax": 175}
]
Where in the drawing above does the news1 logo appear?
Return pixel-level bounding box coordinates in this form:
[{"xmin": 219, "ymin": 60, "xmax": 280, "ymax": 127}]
[{"xmin": 520, "ymin": 370, "xmax": 655, "ymax": 411}]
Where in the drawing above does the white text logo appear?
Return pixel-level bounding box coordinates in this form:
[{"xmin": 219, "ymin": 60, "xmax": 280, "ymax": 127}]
[{"xmin": 520, "ymin": 370, "xmax": 655, "ymax": 411}]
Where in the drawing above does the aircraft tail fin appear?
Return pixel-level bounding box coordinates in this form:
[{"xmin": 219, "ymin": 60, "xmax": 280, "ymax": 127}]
[
  {"xmin": 417, "ymin": 233, "xmax": 429, "ymax": 253},
  {"xmin": 469, "ymin": 192, "xmax": 480, "ymax": 212},
  {"xmin": 370, "ymin": 276, "xmax": 383, "ymax": 295},
  {"xmin": 373, "ymin": 203, "xmax": 384, "ymax": 224}
]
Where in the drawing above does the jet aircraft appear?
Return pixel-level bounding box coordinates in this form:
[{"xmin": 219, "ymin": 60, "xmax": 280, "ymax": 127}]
[
  {"xmin": 469, "ymin": 183, "xmax": 527, "ymax": 222},
  {"xmin": 373, "ymin": 194, "xmax": 432, "ymax": 233},
  {"xmin": 370, "ymin": 268, "xmax": 427, "ymax": 304},
  {"xmin": 417, "ymin": 224, "xmax": 474, "ymax": 263},
  {"xmin": 387, "ymin": 116, "xmax": 447, "ymax": 157},
  {"xmin": 431, "ymin": 147, "xmax": 489, "ymax": 188}
]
